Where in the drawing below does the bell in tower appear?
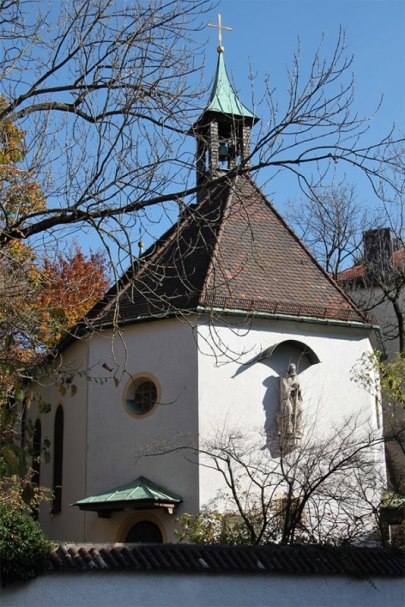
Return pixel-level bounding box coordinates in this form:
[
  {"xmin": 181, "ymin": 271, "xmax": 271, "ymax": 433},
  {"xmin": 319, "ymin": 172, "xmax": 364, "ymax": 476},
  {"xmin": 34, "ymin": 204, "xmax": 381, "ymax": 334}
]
[{"xmin": 191, "ymin": 18, "xmax": 259, "ymax": 194}]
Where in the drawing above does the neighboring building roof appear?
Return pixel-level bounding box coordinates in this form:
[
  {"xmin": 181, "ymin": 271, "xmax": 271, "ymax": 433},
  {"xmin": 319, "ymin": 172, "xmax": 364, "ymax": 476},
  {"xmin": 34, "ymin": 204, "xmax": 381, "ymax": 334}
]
[
  {"xmin": 88, "ymin": 175, "xmax": 368, "ymax": 330},
  {"xmin": 338, "ymin": 249, "xmax": 405, "ymax": 284},
  {"xmin": 48, "ymin": 544, "xmax": 404, "ymax": 577},
  {"xmin": 72, "ymin": 476, "xmax": 182, "ymax": 516}
]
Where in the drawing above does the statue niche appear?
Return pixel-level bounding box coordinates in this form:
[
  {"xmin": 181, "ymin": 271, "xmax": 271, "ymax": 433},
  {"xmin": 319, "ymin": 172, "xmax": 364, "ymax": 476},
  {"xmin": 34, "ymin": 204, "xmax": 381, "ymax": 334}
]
[{"xmin": 278, "ymin": 363, "xmax": 303, "ymax": 452}]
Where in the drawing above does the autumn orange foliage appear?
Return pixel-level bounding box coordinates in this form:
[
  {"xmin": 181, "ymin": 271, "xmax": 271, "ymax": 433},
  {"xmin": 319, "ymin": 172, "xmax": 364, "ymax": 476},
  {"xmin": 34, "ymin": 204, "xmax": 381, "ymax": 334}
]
[
  {"xmin": 0, "ymin": 93, "xmax": 110, "ymax": 355},
  {"xmin": 0, "ymin": 100, "xmax": 110, "ymax": 485},
  {"xmin": 37, "ymin": 244, "xmax": 110, "ymax": 344},
  {"xmin": 0, "ymin": 96, "xmax": 46, "ymax": 223}
]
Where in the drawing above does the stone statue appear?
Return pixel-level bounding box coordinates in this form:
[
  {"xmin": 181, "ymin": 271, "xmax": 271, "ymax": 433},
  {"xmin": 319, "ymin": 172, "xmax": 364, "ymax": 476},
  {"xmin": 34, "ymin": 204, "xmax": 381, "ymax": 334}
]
[{"xmin": 278, "ymin": 363, "xmax": 303, "ymax": 451}]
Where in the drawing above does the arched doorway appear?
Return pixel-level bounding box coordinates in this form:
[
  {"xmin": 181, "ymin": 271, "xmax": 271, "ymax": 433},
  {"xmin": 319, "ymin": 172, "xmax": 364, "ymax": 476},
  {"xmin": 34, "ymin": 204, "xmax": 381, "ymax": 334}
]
[{"xmin": 125, "ymin": 520, "xmax": 163, "ymax": 543}]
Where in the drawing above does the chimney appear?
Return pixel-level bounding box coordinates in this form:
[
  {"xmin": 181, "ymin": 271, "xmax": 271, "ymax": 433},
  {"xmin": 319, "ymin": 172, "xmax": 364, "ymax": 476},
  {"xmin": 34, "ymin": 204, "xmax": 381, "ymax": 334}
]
[{"xmin": 363, "ymin": 228, "xmax": 394, "ymax": 283}]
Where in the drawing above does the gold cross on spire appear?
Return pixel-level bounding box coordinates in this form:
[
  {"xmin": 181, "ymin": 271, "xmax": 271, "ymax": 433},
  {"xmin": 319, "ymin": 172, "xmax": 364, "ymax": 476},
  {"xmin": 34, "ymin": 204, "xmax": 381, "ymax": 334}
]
[{"xmin": 208, "ymin": 13, "xmax": 232, "ymax": 52}]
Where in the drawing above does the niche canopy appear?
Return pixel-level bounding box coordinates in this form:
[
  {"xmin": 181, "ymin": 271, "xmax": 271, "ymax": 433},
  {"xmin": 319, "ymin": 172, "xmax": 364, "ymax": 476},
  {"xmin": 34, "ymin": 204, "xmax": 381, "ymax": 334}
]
[{"xmin": 258, "ymin": 340, "xmax": 321, "ymax": 366}]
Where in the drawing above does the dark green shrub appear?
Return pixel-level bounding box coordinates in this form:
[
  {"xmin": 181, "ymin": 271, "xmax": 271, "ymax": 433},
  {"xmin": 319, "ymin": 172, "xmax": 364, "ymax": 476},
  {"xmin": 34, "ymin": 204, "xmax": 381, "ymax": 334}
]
[{"xmin": 0, "ymin": 502, "xmax": 52, "ymax": 586}]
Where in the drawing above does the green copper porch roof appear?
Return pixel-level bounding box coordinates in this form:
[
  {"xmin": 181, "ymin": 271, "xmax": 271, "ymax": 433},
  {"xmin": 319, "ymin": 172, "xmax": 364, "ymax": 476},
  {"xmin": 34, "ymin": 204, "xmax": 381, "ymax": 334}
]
[
  {"xmin": 205, "ymin": 51, "xmax": 259, "ymax": 122},
  {"xmin": 72, "ymin": 476, "xmax": 182, "ymax": 507}
]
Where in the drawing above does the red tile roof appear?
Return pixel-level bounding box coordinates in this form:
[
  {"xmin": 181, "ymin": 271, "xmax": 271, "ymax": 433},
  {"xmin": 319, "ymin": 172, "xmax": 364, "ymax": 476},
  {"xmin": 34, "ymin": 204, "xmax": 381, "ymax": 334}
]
[
  {"xmin": 200, "ymin": 177, "xmax": 365, "ymax": 322},
  {"xmin": 89, "ymin": 175, "xmax": 367, "ymax": 328},
  {"xmin": 338, "ymin": 249, "xmax": 405, "ymax": 283},
  {"xmin": 48, "ymin": 544, "xmax": 404, "ymax": 576}
]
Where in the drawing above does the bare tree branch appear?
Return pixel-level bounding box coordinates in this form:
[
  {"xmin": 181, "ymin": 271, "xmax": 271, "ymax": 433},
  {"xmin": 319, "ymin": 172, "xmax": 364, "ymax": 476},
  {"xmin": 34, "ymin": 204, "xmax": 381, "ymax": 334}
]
[{"xmin": 0, "ymin": 9, "xmax": 402, "ymax": 263}]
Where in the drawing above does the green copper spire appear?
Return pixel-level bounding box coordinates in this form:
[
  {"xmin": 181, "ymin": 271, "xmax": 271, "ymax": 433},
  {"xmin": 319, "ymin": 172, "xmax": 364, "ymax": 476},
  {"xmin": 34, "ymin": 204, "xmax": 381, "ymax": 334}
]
[
  {"xmin": 192, "ymin": 18, "xmax": 259, "ymax": 187},
  {"xmin": 206, "ymin": 50, "xmax": 258, "ymax": 123}
]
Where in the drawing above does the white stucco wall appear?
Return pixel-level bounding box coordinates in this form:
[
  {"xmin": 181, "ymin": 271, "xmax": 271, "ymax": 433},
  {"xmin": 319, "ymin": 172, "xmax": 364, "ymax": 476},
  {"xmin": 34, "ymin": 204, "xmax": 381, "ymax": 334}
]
[
  {"xmin": 33, "ymin": 318, "xmax": 201, "ymax": 544},
  {"xmin": 347, "ymin": 285, "xmax": 405, "ymax": 493},
  {"xmin": 196, "ymin": 316, "xmax": 382, "ymax": 511},
  {"xmin": 31, "ymin": 339, "xmax": 90, "ymax": 542},
  {"xmin": 2, "ymin": 572, "xmax": 403, "ymax": 607},
  {"xmin": 32, "ymin": 312, "xmax": 383, "ymax": 544},
  {"xmin": 347, "ymin": 285, "xmax": 404, "ymax": 359},
  {"xmin": 82, "ymin": 318, "xmax": 200, "ymax": 542}
]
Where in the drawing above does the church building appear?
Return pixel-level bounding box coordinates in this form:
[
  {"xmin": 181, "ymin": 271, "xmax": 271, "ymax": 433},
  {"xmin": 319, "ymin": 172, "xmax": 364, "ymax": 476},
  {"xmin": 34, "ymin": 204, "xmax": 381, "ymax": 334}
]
[{"xmin": 31, "ymin": 40, "xmax": 383, "ymax": 545}]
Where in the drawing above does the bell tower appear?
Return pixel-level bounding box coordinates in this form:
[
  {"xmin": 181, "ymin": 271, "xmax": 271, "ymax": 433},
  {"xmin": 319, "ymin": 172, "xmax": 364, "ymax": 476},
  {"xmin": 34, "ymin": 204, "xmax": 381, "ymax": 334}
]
[{"xmin": 191, "ymin": 17, "xmax": 259, "ymax": 194}]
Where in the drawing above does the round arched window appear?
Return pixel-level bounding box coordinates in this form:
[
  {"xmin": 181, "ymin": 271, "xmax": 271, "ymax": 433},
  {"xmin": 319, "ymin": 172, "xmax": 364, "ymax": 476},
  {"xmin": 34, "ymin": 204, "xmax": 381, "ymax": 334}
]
[
  {"xmin": 126, "ymin": 521, "xmax": 163, "ymax": 543},
  {"xmin": 124, "ymin": 376, "xmax": 159, "ymax": 417}
]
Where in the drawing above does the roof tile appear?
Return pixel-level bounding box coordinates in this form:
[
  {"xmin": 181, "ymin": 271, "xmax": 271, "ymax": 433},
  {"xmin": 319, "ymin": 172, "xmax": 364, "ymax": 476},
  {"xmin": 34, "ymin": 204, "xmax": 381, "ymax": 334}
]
[
  {"xmin": 48, "ymin": 544, "xmax": 404, "ymax": 577},
  {"xmin": 87, "ymin": 176, "xmax": 367, "ymax": 329}
]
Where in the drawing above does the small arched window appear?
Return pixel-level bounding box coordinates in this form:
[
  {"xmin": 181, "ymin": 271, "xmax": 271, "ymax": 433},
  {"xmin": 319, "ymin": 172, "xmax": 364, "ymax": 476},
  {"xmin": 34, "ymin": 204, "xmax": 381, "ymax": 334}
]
[
  {"xmin": 32, "ymin": 419, "xmax": 41, "ymax": 520},
  {"xmin": 32, "ymin": 419, "xmax": 41, "ymax": 486},
  {"xmin": 125, "ymin": 521, "xmax": 163, "ymax": 543},
  {"xmin": 52, "ymin": 405, "xmax": 64, "ymax": 514}
]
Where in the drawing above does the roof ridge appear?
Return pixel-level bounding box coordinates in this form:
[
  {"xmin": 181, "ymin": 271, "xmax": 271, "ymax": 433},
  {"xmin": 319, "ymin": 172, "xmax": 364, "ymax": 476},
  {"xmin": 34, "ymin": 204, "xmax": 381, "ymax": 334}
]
[
  {"xmin": 120, "ymin": 182, "xmax": 229, "ymax": 288},
  {"xmin": 199, "ymin": 177, "xmax": 236, "ymax": 304},
  {"xmin": 81, "ymin": 191, "xmax": 220, "ymax": 327},
  {"xmin": 244, "ymin": 176, "xmax": 368, "ymax": 323}
]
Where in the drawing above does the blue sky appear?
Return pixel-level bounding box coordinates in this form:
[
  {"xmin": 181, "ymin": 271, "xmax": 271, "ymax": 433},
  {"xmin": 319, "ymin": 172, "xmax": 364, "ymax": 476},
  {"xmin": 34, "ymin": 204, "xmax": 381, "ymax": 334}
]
[
  {"xmin": 199, "ymin": 0, "xmax": 404, "ymax": 206},
  {"xmin": 65, "ymin": 0, "xmax": 404, "ymax": 262},
  {"xmin": 205, "ymin": 0, "xmax": 404, "ymax": 132}
]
